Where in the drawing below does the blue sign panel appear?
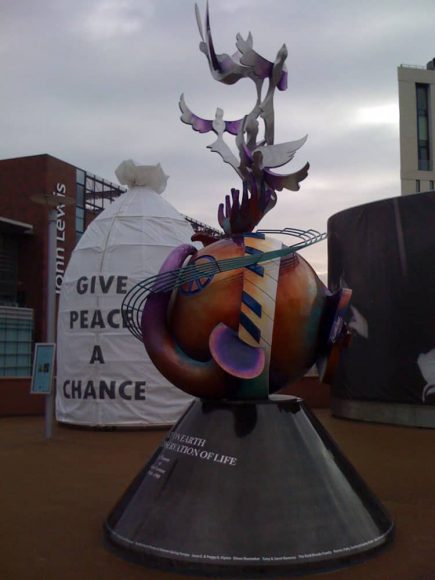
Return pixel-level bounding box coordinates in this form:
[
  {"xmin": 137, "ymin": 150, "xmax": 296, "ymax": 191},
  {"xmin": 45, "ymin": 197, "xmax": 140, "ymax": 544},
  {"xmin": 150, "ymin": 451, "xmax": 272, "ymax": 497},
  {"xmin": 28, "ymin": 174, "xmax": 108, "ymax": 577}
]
[{"xmin": 31, "ymin": 343, "xmax": 56, "ymax": 394}]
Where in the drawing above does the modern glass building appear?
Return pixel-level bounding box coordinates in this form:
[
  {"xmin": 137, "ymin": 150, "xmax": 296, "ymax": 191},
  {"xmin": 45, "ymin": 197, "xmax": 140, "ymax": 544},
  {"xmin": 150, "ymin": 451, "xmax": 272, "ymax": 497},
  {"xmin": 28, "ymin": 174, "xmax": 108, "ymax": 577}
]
[{"xmin": 398, "ymin": 59, "xmax": 435, "ymax": 195}]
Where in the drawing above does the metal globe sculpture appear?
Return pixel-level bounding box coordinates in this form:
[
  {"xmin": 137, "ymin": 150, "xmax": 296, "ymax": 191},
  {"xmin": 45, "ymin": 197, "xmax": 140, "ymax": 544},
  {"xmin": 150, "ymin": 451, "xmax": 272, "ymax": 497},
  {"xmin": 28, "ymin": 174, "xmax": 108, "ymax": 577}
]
[
  {"xmin": 106, "ymin": 4, "xmax": 393, "ymax": 575},
  {"xmin": 121, "ymin": 2, "xmax": 351, "ymax": 399}
]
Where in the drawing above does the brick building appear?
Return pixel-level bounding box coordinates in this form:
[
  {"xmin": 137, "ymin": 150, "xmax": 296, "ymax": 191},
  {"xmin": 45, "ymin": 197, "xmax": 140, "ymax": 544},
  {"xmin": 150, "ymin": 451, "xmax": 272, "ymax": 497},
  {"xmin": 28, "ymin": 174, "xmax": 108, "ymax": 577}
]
[{"xmin": 0, "ymin": 154, "xmax": 126, "ymax": 414}]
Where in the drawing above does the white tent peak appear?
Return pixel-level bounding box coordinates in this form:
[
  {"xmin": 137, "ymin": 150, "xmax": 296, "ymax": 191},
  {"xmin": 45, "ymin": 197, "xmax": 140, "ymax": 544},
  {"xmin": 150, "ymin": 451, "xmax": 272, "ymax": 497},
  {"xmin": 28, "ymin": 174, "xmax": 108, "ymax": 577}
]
[{"xmin": 115, "ymin": 159, "xmax": 169, "ymax": 194}]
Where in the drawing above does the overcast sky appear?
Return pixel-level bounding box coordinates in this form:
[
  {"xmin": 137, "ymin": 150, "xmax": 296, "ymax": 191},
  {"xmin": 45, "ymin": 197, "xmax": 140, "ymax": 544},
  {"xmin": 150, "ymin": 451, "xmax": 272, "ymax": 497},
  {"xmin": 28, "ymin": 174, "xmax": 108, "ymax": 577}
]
[{"xmin": 2, "ymin": 0, "xmax": 434, "ymax": 273}]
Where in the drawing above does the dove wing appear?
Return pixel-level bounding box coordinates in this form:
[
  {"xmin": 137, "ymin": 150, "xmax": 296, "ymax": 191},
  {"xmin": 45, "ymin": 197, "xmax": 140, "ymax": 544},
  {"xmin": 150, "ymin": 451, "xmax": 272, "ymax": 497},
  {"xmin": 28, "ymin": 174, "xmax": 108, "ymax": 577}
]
[
  {"xmin": 207, "ymin": 139, "xmax": 242, "ymax": 175},
  {"xmin": 195, "ymin": 3, "xmax": 205, "ymax": 41},
  {"xmin": 179, "ymin": 94, "xmax": 213, "ymax": 133},
  {"xmin": 236, "ymin": 36, "xmax": 273, "ymax": 79},
  {"xmin": 224, "ymin": 118, "xmax": 244, "ymax": 135},
  {"xmin": 254, "ymin": 135, "xmax": 308, "ymax": 168},
  {"xmin": 264, "ymin": 162, "xmax": 310, "ymax": 191}
]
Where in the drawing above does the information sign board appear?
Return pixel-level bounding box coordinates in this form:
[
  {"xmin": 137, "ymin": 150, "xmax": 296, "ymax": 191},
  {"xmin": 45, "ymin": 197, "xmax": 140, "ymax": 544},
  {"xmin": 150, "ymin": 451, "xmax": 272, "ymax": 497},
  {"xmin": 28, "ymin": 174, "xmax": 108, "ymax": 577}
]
[{"xmin": 31, "ymin": 343, "xmax": 56, "ymax": 394}]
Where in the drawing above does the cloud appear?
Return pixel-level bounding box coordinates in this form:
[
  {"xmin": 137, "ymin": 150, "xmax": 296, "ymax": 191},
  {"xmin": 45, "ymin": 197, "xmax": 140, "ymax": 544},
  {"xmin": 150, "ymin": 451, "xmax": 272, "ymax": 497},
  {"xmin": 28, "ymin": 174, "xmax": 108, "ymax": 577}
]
[
  {"xmin": 355, "ymin": 103, "xmax": 399, "ymax": 126},
  {"xmin": 1, "ymin": 0, "xmax": 434, "ymax": 275},
  {"xmin": 79, "ymin": 0, "xmax": 154, "ymax": 40}
]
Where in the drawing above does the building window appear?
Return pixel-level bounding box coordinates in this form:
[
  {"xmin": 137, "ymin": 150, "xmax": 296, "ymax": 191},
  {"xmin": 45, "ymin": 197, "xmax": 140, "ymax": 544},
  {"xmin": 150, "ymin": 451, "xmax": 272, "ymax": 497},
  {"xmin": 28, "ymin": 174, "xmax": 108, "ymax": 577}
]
[
  {"xmin": 416, "ymin": 83, "xmax": 431, "ymax": 171},
  {"xmin": 75, "ymin": 206, "xmax": 84, "ymax": 237},
  {"xmin": 76, "ymin": 183, "xmax": 84, "ymax": 207},
  {"xmin": 76, "ymin": 169, "xmax": 85, "ymax": 185},
  {"xmin": 0, "ymin": 234, "xmax": 18, "ymax": 305},
  {"xmin": 75, "ymin": 170, "xmax": 86, "ymax": 243},
  {"xmin": 0, "ymin": 307, "xmax": 33, "ymax": 376},
  {"xmin": 416, "ymin": 179, "xmax": 420, "ymax": 193},
  {"xmin": 430, "ymin": 180, "xmax": 434, "ymax": 191}
]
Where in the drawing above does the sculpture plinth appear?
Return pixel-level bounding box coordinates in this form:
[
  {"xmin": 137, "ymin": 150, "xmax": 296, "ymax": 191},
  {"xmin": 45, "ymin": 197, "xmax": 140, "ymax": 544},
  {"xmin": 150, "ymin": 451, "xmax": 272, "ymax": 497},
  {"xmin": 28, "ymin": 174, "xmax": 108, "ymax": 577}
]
[{"xmin": 105, "ymin": 395, "xmax": 393, "ymax": 575}]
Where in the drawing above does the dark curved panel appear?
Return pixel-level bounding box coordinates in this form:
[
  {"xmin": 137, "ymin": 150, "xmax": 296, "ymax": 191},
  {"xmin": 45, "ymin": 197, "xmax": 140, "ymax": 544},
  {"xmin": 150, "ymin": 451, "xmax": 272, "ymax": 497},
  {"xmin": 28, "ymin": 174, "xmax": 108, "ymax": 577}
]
[{"xmin": 328, "ymin": 191, "xmax": 435, "ymax": 407}]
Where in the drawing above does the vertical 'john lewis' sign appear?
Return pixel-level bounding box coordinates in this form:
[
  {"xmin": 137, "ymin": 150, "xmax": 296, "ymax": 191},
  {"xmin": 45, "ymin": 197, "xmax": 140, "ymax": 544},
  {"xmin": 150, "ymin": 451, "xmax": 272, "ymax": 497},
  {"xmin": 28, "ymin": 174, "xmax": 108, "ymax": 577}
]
[{"xmin": 55, "ymin": 182, "xmax": 66, "ymax": 294}]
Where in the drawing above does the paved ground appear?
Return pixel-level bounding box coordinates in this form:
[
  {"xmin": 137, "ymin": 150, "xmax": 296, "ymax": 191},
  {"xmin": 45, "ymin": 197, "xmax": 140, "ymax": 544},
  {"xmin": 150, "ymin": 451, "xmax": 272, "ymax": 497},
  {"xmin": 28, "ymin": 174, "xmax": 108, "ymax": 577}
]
[{"xmin": 1, "ymin": 411, "xmax": 435, "ymax": 580}]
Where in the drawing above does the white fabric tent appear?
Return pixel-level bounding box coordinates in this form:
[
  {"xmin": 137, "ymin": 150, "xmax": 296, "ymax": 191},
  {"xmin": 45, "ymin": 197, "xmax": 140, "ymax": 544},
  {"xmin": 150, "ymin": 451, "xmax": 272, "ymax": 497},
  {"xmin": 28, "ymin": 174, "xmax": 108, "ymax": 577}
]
[{"xmin": 56, "ymin": 163, "xmax": 194, "ymax": 426}]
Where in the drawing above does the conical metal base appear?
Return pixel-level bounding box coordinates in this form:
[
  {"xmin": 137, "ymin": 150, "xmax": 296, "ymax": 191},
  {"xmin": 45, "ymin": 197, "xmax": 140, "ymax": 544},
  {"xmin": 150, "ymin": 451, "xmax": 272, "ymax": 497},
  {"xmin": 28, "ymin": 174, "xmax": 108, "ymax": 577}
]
[{"xmin": 104, "ymin": 396, "xmax": 393, "ymax": 576}]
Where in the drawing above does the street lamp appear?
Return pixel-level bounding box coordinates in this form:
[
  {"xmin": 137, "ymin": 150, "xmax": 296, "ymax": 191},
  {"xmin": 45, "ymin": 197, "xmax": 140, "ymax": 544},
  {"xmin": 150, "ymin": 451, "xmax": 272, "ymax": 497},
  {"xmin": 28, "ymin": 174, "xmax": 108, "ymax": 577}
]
[{"xmin": 31, "ymin": 191, "xmax": 74, "ymax": 438}]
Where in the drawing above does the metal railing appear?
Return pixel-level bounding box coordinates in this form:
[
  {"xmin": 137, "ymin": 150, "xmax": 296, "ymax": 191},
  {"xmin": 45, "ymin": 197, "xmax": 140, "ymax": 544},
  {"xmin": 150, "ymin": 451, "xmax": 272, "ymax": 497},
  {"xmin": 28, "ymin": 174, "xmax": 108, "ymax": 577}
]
[
  {"xmin": 399, "ymin": 63, "xmax": 429, "ymax": 70},
  {"xmin": 183, "ymin": 215, "xmax": 222, "ymax": 239}
]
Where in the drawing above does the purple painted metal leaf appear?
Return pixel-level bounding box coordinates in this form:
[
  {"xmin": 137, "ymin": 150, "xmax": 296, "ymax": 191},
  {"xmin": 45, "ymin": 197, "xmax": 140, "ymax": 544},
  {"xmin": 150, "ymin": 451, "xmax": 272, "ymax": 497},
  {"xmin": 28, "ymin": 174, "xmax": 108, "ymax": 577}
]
[
  {"xmin": 217, "ymin": 202, "xmax": 230, "ymax": 234},
  {"xmin": 231, "ymin": 187, "xmax": 240, "ymax": 212},
  {"xmin": 218, "ymin": 181, "xmax": 276, "ymax": 235}
]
